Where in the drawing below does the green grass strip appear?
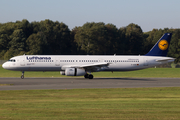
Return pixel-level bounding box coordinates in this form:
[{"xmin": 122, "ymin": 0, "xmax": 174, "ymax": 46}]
[
  {"xmin": 0, "ymin": 87, "xmax": 180, "ymax": 120},
  {"xmin": 0, "ymin": 84, "xmax": 13, "ymax": 86}
]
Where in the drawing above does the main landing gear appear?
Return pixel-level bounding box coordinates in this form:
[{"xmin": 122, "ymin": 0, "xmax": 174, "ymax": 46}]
[
  {"xmin": 21, "ymin": 71, "xmax": 24, "ymax": 79},
  {"xmin": 84, "ymin": 73, "xmax": 94, "ymax": 79}
]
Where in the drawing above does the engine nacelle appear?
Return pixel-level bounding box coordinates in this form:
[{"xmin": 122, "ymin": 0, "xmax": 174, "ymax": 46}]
[
  {"xmin": 65, "ymin": 68, "xmax": 86, "ymax": 76},
  {"xmin": 60, "ymin": 71, "xmax": 65, "ymax": 75}
]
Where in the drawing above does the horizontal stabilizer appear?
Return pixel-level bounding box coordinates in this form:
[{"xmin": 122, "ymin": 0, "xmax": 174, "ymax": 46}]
[{"xmin": 156, "ymin": 58, "xmax": 175, "ymax": 62}]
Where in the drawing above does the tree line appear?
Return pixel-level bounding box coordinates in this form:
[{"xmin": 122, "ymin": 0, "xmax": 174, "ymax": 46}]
[{"xmin": 0, "ymin": 19, "xmax": 180, "ymax": 63}]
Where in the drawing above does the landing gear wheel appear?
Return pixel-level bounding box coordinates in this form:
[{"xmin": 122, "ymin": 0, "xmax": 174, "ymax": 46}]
[
  {"xmin": 21, "ymin": 75, "xmax": 24, "ymax": 79},
  {"xmin": 89, "ymin": 74, "xmax": 93, "ymax": 79},
  {"xmin": 84, "ymin": 74, "xmax": 89, "ymax": 79},
  {"xmin": 21, "ymin": 71, "xmax": 24, "ymax": 79}
]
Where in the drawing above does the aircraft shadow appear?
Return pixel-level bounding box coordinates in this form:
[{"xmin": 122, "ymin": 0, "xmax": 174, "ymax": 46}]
[{"xmin": 93, "ymin": 77, "xmax": 156, "ymax": 81}]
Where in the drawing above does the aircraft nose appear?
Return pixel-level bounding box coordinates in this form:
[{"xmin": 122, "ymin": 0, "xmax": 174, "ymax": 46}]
[{"xmin": 2, "ymin": 62, "xmax": 8, "ymax": 69}]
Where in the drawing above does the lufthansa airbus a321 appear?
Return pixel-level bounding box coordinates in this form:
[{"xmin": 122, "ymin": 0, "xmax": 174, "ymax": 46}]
[{"xmin": 2, "ymin": 33, "xmax": 175, "ymax": 79}]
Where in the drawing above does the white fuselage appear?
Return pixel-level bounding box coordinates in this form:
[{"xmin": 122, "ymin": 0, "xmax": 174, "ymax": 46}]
[{"xmin": 2, "ymin": 55, "xmax": 174, "ymax": 72}]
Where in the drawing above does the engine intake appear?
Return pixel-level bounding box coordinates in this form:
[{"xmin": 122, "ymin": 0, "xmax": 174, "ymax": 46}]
[{"xmin": 65, "ymin": 68, "xmax": 86, "ymax": 76}]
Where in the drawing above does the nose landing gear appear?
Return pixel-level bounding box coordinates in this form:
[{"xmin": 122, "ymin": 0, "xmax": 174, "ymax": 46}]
[{"xmin": 21, "ymin": 71, "xmax": 24, "ymax": 79}]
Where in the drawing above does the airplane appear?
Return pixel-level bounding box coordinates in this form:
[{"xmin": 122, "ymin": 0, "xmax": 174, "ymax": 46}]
[{"xmin": 2, "ymin": 33, "xmax": 175, "ymax": 79}]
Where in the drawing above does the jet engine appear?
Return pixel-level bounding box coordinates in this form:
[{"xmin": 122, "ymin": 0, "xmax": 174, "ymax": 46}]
[
  {"xmin": 65, "ymin": 68, "xmax": 86, "ymax": 76},
  {"xmin": 60, "ymin": 71, "xmax": 65, "ymax": 75}
]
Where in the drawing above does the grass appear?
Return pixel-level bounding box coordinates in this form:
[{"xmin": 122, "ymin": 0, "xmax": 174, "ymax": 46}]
[
  {"xmin": 1, "ymin": 66, "xmax": 180, "ymax": 119},
  {"xmin": 0, "ymin": 87, "xmax": 180, "ymax": 120},
  {"xmin": 0, "ymin": 84, "xmax": 13, "ymax": 86},
  {"xmin": 0, "ymin": 65, "xmax": 180, "ymax": 78}
]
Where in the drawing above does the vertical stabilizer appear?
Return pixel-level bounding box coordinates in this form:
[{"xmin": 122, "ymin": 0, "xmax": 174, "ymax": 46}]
[{"xmin": 145, "ymin": 33, "xmax": 172, "ymax": 56}]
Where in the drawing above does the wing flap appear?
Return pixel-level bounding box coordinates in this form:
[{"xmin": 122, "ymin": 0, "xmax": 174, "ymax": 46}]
[
  {"xmin": 61, "ymin": 62, "xmax": 109, "ymax": 71},
  {"xmin": 79, "ymin": 62, "xmax": 109, "ymax": 68}
]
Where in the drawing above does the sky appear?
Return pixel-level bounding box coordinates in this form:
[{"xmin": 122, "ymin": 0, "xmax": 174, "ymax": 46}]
[{"xmin": 0, "ymin": 0, "xmax": 180, "ymax": 32}]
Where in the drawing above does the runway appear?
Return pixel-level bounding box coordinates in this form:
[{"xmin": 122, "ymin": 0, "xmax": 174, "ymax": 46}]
[{"xmin": 0, "ymin": 77, "xmax": 180, "ymax": 90}]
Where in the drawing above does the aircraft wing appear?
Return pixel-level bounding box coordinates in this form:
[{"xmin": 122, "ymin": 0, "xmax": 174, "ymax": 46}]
[{"xmin": 62, "ymin": 62, "xmax": 110, "ymax": 72}]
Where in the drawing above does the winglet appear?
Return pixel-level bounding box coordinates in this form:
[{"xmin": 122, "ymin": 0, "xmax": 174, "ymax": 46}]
[{"xmin": 145, "ymin": 33, "xmax": 172, "ymax": 57}]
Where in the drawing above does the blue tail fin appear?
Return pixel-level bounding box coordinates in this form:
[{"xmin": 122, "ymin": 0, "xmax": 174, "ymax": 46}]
[{"xmin": 145, "ymin": 33, "xmax": 172, "ymax": 57}]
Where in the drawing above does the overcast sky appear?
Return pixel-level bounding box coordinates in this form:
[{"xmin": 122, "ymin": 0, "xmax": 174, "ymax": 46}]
[{"xmin": 0, "ymin": 0, "xmax": 179, "ymax": 32}]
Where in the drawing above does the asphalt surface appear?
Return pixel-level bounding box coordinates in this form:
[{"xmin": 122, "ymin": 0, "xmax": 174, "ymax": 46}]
[{"xmin": 0, "ymin": 77, "xmax": 180, "ymax": 90}]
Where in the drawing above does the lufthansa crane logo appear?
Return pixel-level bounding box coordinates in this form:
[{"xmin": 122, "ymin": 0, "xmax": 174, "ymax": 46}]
[{"xmin": 158, "ymin": 40, "xmax": 168, "ymax": 50}]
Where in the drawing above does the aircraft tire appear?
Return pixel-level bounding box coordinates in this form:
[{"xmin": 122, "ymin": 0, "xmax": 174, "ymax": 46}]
[
  {"xmin": 89, "ymin": 74, "xmax": 93, "ymax": 79},
  {"xmin": 84, "ymin": 74, "xmax": 89, "ymax": 79},
  {"xmin": 21, "ymin": 75, "xmax": 24, "ymax": 79}
]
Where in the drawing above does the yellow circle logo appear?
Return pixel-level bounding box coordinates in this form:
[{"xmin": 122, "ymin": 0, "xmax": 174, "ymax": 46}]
[{"xmin": 158, "ymin": 40, "xmax": 168, "ymax": 50}]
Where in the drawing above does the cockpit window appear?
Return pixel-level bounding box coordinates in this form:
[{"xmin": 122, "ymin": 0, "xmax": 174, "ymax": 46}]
[{"xmin": 8, "ymin": 59, "xmax": 16, "ymax": 62}]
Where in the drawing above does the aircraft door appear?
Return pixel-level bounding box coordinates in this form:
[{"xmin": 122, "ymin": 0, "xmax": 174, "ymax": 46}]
[
  {"xmin": 143, "ymin": 58, "xmax": 148, "ymax": 66},
  {"xmin": 55, "ymin": 58, "xmax": 60, "ymax": 66},
  {"xmin": 20, "ymin": 56, "xmax": 25, "ymax": 66},
  {"xmin": 98, "ymin": 59, "xmax": 103, "ymax": 62}
]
